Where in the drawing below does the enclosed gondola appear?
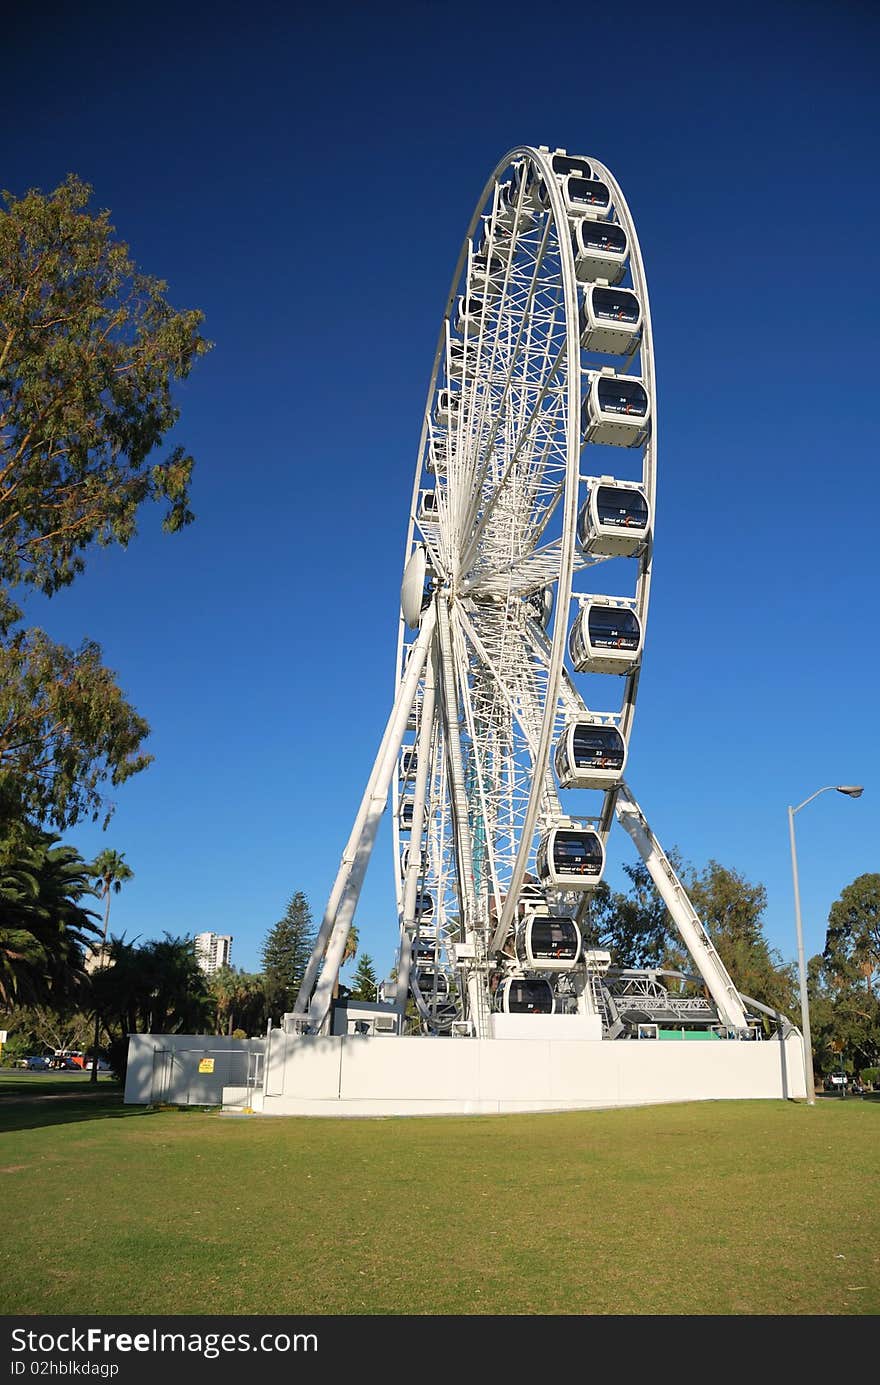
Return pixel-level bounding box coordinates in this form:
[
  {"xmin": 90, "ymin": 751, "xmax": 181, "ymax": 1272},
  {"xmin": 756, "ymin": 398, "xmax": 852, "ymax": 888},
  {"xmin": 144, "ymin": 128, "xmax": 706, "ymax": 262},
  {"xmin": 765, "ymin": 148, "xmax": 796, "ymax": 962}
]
[
  {"xmin": 536, "ymin": 825, "xmax": 605, "ymax": 890},
  {"xmin": 412, "ymin": 932, "xmax": 438, "ymax": 960},
  {"xmin": 425, "ymin": 437, "xmax": 447, "ymax": 475},
  {"xmin": 413, "ymin": 968, "xmax": 450, "ymax": 1000},
  {"xmin": 414, "ymin": 891, "xmax": 434, "ymax": 920},
  {"xmin": 494, "ymin": 976, "xmax": 555, "ymax": 1015},
  {"xmin": 525, "ymin": 584, "xmax": 554, "ymax": 629},
  {"xmin": 544, "ymin": 175, "xmax": 611, "ymax": 219},
  {"xmin": 453, "ymin": 294, "xmax": 486, "ymax": 337},
  {"xmin": 572, "ymin": 219, "xmax": 628, "ymax": 284},
  {"xmin": 583, "ymin": 371, "xmax": 650, "ymax": 447},
  {"xmin": 576, "ymin": 480, "xmax": 650, "ymax": 557},
  {"xmin": 399, "ymin": 796, "xmax": 415, "ymax": 831},
  {"xmin": 433, "ymin": 388, "xmax": 460, "ymax": 429},
  {"xmin": 476, "ymin": 215, "xmax": 514, "ymax": 263},
  {"xmin": 549, "ymin": 151, "xmax": 594, "ymax": 180},
  {"xmin": 580, "ymin": 285, "xmax": 642, "ymax": 355},
  {"xmin": 418, "ymin": 489, "xmax": 439, "ymax": 522},
  {"xmin": 554, "ymin": 720, "xmax": 627, "ymax": 789},
  {"xmin": 446, "ymin": 335, "xmax": 479, "ymax": 383},
  {"xmin": 399, "ymin": 748, "xmax": 418, "ymax": 778},
  {"xmin": 568, "ymin": 600, "xmax": 643, "ymax": 675},
  {"xmin": 496, "ymin": 178, "xmax": 537, "ymax": 230},
  {"xmin": 470, "ymin": 250, "xmax": 505, "ymax": 296},
  {"xmin": 515, "ymin": 912, "xmax": 582, "ymax": 970},
  {"xmin": 510, "ymin": 161, "xmax": 543, "ymax": 211}
]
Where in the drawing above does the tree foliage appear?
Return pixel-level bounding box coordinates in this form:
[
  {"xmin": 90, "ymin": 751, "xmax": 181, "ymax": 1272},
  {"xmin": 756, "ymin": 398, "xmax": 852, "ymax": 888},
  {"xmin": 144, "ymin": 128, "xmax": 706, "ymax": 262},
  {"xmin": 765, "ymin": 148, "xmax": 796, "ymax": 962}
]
[
  {"xmin": 92, "ymin": 932, "xmax": 212, "ymax": 1039},
  {"xmin": 0, "ymin": 633, "xmax": 152, "ymax": 829},
  {"xmin": 89, "ymin": 847, "xmax": 133, "ymax": 943},
  {"xmin": 351, "ymin": 953, "xmax": 377, "ymax": 1002},
  {"xmin": 812, "ymin": 874, "xmax": 880, "ymax": 1075},
  {"xmin": 0, "ymin": 174, "xmax": 210, "ymax": 829},
  {"xmin": 0, "ymin": 821, "xmax": 98, "ymax": 1007},
  {"xmin": 684, "ymin": 861, "xmax": 795, "ymax": 1015},
  {"xmin": 824, "ymin": 874, "xmax": 880, "ymax": 993},
  {"xmin": 261, "ymin": 892, "xmax": 317, "ymax": 1017},
  {"xmin": 0, "ymin": 174, "xmax": 209, "ymax": 607},
  {"xmin": 0, "ymin": 1002, "xmax": 93, "ymax": 1062},
  {"xmin": 588, "ymin": 858, "xmax": 681, "ymax": 968},
  {"xmin": 209, "ymin": 965, "xmax": 266, "ymax": 1037},
  {"xmin": 589, "ymin": 854, "xmax": 795, "ymax": 1015}
]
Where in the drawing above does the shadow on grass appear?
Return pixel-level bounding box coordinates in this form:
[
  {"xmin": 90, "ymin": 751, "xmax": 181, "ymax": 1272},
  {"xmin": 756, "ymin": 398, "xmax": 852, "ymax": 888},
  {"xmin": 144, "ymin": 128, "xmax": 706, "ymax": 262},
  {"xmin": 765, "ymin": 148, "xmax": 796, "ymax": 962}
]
[{"xmin": 0, "ymin": 1087, "xmax": 158, "ymax": 1135}]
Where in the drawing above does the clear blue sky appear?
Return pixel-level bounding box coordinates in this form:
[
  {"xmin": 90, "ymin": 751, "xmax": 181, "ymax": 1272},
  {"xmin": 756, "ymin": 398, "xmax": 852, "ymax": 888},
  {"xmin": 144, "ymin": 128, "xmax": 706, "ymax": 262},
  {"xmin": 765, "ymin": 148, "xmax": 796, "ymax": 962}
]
[{"xmin": 7, "ymin": 0, "xmax": 879, "ymax": 986}]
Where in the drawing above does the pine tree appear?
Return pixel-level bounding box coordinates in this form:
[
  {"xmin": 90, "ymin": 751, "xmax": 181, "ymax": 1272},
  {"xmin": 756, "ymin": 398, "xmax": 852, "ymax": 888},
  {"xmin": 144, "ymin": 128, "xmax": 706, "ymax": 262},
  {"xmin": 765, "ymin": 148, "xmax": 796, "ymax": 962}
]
[
  {"xmin": 261, "ymin": 892, "xmax": 316, "ymax": 1017},
  {"xmin": 351, "ymin": 953, "xmax": 378, "ymax": 1002}
]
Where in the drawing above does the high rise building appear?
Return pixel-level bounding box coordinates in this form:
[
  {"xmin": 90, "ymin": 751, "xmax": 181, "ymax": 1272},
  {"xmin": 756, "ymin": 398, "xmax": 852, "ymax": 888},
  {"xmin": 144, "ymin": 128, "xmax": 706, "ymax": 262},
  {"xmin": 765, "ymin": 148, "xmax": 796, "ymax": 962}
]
[{"xmin": 194, "ymin": 932, "xmax": 233, "ymax": 976}]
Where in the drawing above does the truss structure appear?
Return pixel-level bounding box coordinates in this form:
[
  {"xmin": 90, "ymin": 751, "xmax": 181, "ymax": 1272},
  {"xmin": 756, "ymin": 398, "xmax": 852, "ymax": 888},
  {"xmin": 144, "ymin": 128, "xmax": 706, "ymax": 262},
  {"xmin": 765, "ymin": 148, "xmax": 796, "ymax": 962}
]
[{"xmin": 296, "ymin": 146, "xmax": 757, "ymax": 1043}]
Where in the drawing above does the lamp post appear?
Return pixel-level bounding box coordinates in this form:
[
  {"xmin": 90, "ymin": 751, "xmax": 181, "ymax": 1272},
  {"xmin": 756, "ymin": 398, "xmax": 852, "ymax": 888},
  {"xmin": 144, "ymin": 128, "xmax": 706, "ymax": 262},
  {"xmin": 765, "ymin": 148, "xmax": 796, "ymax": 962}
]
[{"xmin": 787, "ymin": 784, "xmax": 863, "ymax": 1105}]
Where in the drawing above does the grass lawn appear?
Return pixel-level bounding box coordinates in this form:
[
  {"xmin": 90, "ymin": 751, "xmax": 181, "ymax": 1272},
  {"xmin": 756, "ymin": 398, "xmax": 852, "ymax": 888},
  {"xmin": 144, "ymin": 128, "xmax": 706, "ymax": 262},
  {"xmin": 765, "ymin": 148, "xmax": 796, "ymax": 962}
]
[{"xmin": 1, "ymin": 1085, "xmax": 877, "ymax": 1316}]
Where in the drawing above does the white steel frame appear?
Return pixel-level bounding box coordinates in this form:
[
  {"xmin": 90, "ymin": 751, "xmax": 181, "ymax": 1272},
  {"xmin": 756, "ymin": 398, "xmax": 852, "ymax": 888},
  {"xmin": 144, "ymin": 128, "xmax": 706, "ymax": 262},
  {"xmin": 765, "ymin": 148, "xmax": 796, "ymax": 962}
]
[{"xmin": 297, "ymin": 146, "xmax": 753, "ymax": 1041}]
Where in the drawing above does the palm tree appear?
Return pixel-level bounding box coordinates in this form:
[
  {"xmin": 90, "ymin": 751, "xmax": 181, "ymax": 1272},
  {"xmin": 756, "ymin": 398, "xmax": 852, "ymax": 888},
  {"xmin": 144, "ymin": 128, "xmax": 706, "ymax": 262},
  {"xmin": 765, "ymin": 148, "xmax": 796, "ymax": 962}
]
[
  {"xmin": 88, "ymin": 849, "xmax": 133, "ymax": 1081},
  {"xmin": 331, "ymin": 924, "xmax": 359, "ymax": 1001},
  {"xmin": 91, "ymin": 850, "xmax": 133, "ymax": 952},
  {"xmin": 0, "ymin": 830, "xmax": 98, "ymax": 1008}
]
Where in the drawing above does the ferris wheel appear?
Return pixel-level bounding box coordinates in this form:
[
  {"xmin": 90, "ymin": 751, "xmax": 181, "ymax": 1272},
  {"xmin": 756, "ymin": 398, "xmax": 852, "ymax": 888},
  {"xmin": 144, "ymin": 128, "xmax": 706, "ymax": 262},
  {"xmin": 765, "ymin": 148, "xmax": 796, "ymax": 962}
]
[
  {"xmin": 295, "ymin": 147, "xmax": 750, "ymax": 1040},
  {"xmin": 392, "ymin": 143, "xmax": 655, "ymax": 1033}
]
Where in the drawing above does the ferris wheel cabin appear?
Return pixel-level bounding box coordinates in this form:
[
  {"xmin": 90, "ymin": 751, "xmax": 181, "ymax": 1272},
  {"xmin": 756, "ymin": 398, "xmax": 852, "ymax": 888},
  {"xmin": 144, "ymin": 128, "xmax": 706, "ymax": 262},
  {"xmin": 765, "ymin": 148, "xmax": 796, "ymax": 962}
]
[
  {"xmin": 454, "ymin": 295, "xmax": 487, "ymax": 337},
  {"xmin": 399, "ymin": 844, "xmax": 421, "ymax": 874},
  {"xmin": 477, "ymin": 214, "xmax": 514, "ymax": 261},
  {"xmin": 577, "ymin": 480, "xmax": 650, "ymax": 557},
  {"xmin": 399, "ymin": 748, "xmax": 418, "ymax": 778},
  {"xmin": 554, "ymin": 720, "xmax": 628, "ymax": 789},
  {"xmin": 583, "ymin": 372, "xmax": 650, "ymax": 447},
  {"xmin": 526, "ymin": 584, "xmax": 554, "ymax": 628},
  {"xmin": 572, "ymin": 220, "xmax": 628, "ymax": 284},
  {"xmin": 470, "ymin": 250, "xmax": 505, "ymax": 297},
  {"xmin": 399, "ymin": 796, "xmax": 415, "ymax": 831},
  {"xmin": 414, "ymin": 968, "xmax": 450, "ymax": 1000},
  {"xmin": 497, "ymin": 179, "xmax": 537, "ymax": 230},
  {"xmin": 418, "ymin": 489, "xmax": 439, "ymax": 522},
  {"xmin": 580, "ymin": 285, "xmax": 642, "ymax": 355},
  {"xmin": 494, "ymin": 976, "xmax": 555, "ymax": 1015},
  {"xmin": 447, "ymin": 340, "xmax": 479, "ymax": 386},
  {"xmin": 536, "ymin": 825, "xmax": 605, "ymax": 890},
  {"xmin": 412, "ymin": 933, "xmax": 438, "ymax": 960},
  {"xmin": 414, "ymin": 891, "xmax": 434, "ymax": 921},
  {"xmin": 510, "ymin": 161, "xmax": 544, "ymax": 211},
  {"xmin": 433, "ymin": 388, "xmax": 461, "ymax": 429},
  {"xmin": 515, "ymin": 913, "xmax": 582, "ymax": 970},
  {"xmin": 569, "ymin": 601, "xmax": 643, "ymax": 674},
  {"xmin": 549, "ymin": 152, "xmax": 594, "ymax": 180},
  {"xmin": 425, "ymin": 438, "xmax": 446, "ymax": 474},
  {"xmin": 546, "ymin": 175, "xmax": 612, "ymax": 219}
]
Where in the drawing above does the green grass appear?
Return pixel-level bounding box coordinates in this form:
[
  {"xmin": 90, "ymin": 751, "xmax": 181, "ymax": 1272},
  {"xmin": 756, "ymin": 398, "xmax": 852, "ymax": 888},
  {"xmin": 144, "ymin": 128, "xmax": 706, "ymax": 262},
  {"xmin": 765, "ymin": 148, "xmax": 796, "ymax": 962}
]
[
  {"xmin": 0, "ymin": 1072, "xmax": 119, "ymax": 1095},
  {"xmin": 1, "ymin": 1088, "xmax": 878, "ymax": 1315}
]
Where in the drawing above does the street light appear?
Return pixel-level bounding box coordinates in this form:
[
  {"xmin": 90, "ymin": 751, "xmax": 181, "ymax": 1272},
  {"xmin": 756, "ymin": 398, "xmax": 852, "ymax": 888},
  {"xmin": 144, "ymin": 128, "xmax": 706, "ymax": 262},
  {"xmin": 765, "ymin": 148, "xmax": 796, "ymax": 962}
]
[{"xmin": 787, "ymin": 784, "xmax": 864, "ymax": 1105}]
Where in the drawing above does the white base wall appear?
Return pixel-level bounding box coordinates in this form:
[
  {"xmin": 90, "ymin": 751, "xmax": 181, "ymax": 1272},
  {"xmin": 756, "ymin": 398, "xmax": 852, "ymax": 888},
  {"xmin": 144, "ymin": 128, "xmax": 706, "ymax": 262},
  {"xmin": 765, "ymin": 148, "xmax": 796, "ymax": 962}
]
[
  {"xmin": 260, "ymin": 1031, "xmax": 806, "ymax": 1117},
  {"xmin": 489, "ymin": 1014, "xmax": 602, "ymax": 1040}
]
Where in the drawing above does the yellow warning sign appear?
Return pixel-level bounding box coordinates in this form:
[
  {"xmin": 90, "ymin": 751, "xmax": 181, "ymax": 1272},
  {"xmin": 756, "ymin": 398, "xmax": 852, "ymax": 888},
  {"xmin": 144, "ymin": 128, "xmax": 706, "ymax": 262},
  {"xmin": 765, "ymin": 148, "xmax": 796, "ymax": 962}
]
[{"xmin": 198, "ymin": 1058, "xmax": 215, "ymax": 1073}]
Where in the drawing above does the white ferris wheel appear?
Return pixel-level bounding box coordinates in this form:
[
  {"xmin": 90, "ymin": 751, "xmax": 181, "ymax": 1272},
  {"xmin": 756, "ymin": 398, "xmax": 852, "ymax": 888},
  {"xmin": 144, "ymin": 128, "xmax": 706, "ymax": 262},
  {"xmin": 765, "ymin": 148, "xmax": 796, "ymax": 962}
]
[{"xmin": 296, "ymin": 147, "xmax": 754, "ymax": 1042}]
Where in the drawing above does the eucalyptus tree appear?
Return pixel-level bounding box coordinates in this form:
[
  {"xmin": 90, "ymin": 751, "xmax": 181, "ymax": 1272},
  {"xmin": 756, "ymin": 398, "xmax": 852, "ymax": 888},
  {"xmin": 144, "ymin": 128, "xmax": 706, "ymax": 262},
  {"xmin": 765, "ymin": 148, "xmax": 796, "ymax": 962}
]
[{"xmin": 0, "ymin": 174, "xmax": 211, "ymax": 829}]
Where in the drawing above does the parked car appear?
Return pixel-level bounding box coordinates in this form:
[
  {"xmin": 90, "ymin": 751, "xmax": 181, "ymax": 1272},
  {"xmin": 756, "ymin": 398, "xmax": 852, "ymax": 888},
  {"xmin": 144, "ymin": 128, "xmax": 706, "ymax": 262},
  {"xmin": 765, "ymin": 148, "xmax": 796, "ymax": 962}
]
[
  {"xmin": 82, "ymin": 1059, "xmax": 111, "ymax": 1073},
  {"xmin": 49, "ymin": 1050, "xmax": 86, "ymax": 1069},
  {"xmin": 18, "ymin": 1056, "xmax": 51, "ymax": 1070}
]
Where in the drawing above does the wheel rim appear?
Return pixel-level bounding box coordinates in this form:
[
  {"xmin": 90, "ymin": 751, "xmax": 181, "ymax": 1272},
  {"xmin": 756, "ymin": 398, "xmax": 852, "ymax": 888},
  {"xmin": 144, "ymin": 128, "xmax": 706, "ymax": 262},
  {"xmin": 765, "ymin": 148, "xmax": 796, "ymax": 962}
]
[{"xmin": 393, "ymin": 147, "xmax": 656, "ymax": 1034}]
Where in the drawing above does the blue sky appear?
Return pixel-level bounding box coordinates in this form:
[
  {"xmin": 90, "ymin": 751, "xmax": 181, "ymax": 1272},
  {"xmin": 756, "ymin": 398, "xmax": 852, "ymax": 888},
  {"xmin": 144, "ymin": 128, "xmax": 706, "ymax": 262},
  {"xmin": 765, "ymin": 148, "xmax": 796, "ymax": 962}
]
[{"xmin": 6, "ymin": 0, "xmax": 879, "ymax": 986}]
